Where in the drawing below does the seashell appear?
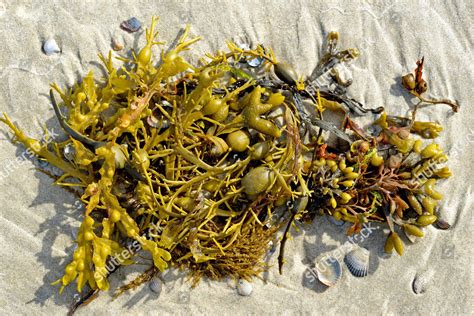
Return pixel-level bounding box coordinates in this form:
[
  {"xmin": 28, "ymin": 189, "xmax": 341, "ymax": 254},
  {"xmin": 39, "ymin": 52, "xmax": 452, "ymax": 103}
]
[
  {"xmin": 237, "ymin": 279, "xmax": 253, "ymax": 296},
  {"xmin": 247, "ymin": 56, "xmax": 263, "ymax": 68},
  {"xmin": 43, "ymin": 38, "xmax": 61, "ymax": 55},
  {"xmin": 412, "ymin": 269, "xmax": 434, "ymax": 294},
  {"xmin": 111, "ymin": 37, "xmax": 123, "ymax": 51},
  {"xmin": 344, "ymin": 247, "xmax": 370, "ymax": 277},
  {"xmin": 63, "ymin": 144, "xmax": 75, "ymax": 161},
  {"xmin": 315, "ymin": 257, "xmax": 342, "ymax": 287},
  {"xmin": 120, "ymin": 17, "xmax": 142, "ymax": 33},
  {"xmin": 149, "ymin": 276, "xmax": 163, "ymax": 294}
]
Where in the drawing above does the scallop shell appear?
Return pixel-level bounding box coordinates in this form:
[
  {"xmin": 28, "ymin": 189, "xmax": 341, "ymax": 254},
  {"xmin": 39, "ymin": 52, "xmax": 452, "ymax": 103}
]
[
  {"xmin": 237, "ymin": 279, "xmax": 253, "ymax": 296},
  {"xmin": 344, "ymin": 247, "xmax": 370, "ymax": 277},
  {"xmin": 315, "ymin": 257, "xmax": 342, "ymax": 287},
  {"xmin": 43, "ymin": 38, "xmax": 60, "ymax": 55},
  {"xmin": 412, "ymin": 269, "xmax": 434, "ymax": 294},
  {"xmin": 149, "ymin": 276, "xmax": 162, "ymax": 294}
]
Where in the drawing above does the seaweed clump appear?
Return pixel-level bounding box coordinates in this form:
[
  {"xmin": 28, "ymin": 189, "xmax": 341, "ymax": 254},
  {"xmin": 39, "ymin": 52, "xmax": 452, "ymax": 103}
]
[{"xmin": 0, "ymin": 17, "xmax": 458, "ymax": 306}]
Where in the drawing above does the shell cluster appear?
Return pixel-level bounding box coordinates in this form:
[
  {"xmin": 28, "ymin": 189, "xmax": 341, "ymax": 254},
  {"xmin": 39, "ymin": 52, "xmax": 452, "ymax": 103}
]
[{"xmin": 314, "ymin": 247, "xmax": 370, "ymax": 288}]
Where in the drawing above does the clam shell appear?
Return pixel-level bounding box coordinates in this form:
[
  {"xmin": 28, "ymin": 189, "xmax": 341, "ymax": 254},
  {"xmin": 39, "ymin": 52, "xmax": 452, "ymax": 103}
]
[
  {"xmin": 149, "ymin": 276, "xmax": 162, "ymax": 294},
  {"xmin": 344, "ymin": 247, "xmax": 370, "ymax": 277},
  {"xmin": 237, "ymin": 279, "xmax": 253, "ymax": 296},
  {"xmin": 43, "ymin": 38, "xmax": 60, "ymax": 55},
  {"xmin": 412, "ymin": 269, "xmax": 434, "ymax": 294},
  {"xmin": 315, "ymin": 257, "xmax": 342, "ymax": 287}
]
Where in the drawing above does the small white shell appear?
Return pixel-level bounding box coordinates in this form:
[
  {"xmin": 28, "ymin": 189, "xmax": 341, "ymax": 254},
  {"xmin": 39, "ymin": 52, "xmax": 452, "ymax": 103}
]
[
  {"xmin": 43, "ymin": 38, "xmax": 61, "ymax": 55},
  {"xmin": 237, "ymin": 279, "xmax": 253, "ymax": 296},
  {"xmin": 412, "ymin": 269, "xmax": 434, "ymax": 294},
  {"xmin": 63, "ymin": 144, "xmax": 75, "ymax": 161},
  {"xmin": 149, "ymin": 276, "xmax": 162, "ymax": 294},
  {"xmin": 315, "ymin": 257, "xmax": 342, "ymax": 287},
  {"xmin": 344, "ymin": 247, "xmax": 370, "ymax": 277},
  {"xmin": 247, "ymin": 56, "xmax": 263, "ymax": 68}
]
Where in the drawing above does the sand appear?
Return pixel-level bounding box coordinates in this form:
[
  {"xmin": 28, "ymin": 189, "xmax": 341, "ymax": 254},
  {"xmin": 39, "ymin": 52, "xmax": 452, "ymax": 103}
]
[{"xmin": 0, "ymin": 0, "xmax": 472, "ymax": 315}]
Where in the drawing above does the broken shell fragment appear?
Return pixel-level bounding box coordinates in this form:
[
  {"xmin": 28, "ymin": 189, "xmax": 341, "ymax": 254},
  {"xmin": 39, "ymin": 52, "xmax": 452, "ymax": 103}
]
[{"xmin": 344, "ymin": 247, "xmax": 370, "ymax": 277}]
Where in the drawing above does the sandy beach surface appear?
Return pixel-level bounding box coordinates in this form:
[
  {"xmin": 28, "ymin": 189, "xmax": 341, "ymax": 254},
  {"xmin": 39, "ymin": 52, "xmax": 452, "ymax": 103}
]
[{"xmin": 0, "ymin": 0, "xmax": 472, "ymax": 315}]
